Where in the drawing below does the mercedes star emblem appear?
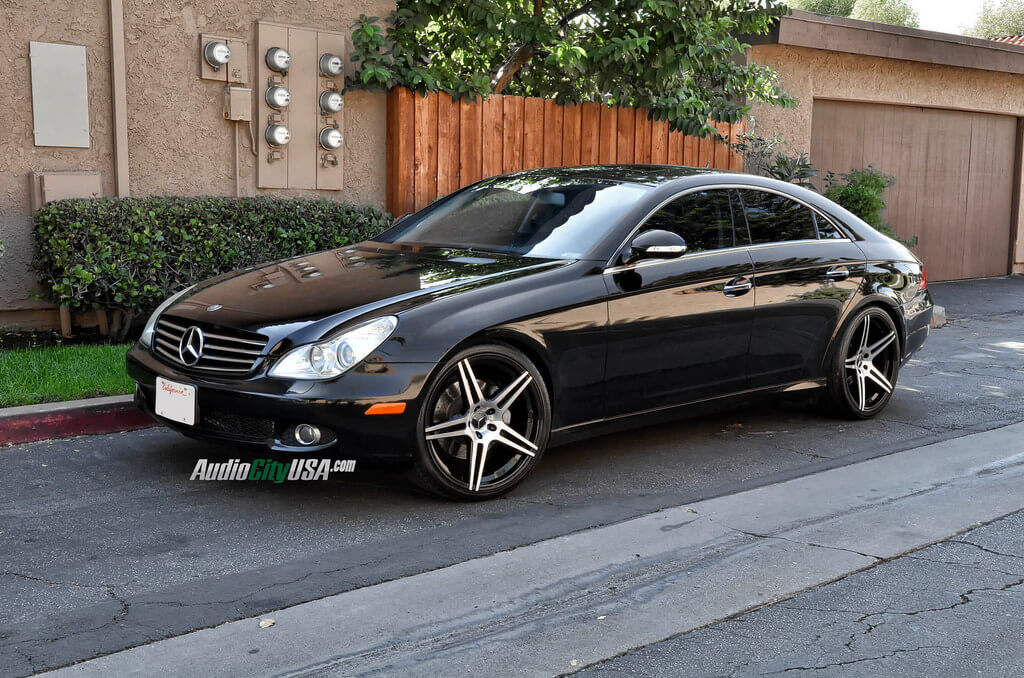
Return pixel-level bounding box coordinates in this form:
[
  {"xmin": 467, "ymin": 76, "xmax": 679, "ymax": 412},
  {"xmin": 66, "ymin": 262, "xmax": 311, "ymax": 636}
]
[
  {"xmin": 178, "ymin": 326, "xmax": 205, "ymax": 366},
  {"xmin": 206, "ymin": 304, "xmax": 223, "ymax": 312}
]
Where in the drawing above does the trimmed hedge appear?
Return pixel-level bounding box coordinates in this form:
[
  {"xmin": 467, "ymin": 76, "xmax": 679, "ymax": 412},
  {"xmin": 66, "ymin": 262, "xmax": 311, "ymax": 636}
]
[{"xmin": 33, "ymin": 196, "xmax": 393, "ymax": 321}]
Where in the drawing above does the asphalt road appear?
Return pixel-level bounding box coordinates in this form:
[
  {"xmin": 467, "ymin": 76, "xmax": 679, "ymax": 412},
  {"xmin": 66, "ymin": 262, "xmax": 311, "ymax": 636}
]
[
  {"xmin": 581, "ymin": 509, "xmax": 1024, "ymax": 677},
  {"xmin": 1, "ymin": 277, "xmax": 1022, "ymax": 675}
]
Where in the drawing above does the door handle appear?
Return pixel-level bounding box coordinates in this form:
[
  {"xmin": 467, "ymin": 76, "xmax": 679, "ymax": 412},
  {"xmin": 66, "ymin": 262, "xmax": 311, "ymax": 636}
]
[
  {"xmin": 723, "ymin": 277, "xmax": 753, "ymax": 297},
  {"xmin": 824, "ymin": 266, "xmax": 850, "ymax": 282}
]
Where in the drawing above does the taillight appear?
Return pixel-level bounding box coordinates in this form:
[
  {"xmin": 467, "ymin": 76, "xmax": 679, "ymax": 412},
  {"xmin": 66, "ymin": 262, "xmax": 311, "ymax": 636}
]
[{"xmin": 919, "ymin": 268, "xmax": 927, "ymax": 291}]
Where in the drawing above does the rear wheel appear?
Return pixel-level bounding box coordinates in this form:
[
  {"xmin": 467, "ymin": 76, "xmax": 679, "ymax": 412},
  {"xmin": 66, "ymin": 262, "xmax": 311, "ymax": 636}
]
[
  {"xmin": 825, "ymin": 307, "xmax": 901, "ymax": 419},
  {"xmin": 409, "ymin": 344, "xmax": 551, "ymax": 500}
]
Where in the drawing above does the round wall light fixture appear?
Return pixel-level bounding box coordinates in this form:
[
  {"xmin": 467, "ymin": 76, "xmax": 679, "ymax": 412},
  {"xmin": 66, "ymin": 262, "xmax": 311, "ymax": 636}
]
[
  {"xmin": 319, "ymin": 53, "xmax": 344, "ymax": 78},
  {"xmin": 265, "ymin": 47, "xmax": 291, "ymax": 74},
  {"xmin": 319, "ymin": 127, "xmax": 343, "ymax": 150},
  {"xmin": 319, "ymin": 91, "xmax": 343, "ymax": 114},
  {"xmin": 203, "ymin": 41, "xmax": 232, "ymax": 70},
  {"xmin": 265, "ymin": 85, "xmax": 291, "ymax": 110},
  {"xmin": 266, "ymin": 124, "xmax": 291, "ymax": 147}
]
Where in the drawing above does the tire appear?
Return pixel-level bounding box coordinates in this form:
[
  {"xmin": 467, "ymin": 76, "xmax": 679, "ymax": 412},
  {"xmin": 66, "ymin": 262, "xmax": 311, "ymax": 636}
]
[
  {"xmin": 409, "ymin": 344, "xmax": 551, "ymax": 500},
  {"xmin": 824, "ymin": 306, "xmax": 902, "ymax": 419}
]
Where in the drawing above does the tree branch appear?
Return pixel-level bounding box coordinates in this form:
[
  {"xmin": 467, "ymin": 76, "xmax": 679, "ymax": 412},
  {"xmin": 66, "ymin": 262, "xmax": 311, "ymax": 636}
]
[
  {"xmin": 491, "ymin": 43, "xmax": 540, "ymax": 93},
  {"xmin": 489, "ymin": 0, "xmax": 596, "ymax": 94}
]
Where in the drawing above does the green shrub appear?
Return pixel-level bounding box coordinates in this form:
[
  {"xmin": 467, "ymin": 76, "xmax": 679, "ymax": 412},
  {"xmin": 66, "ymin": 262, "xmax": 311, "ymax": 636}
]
[
  {"xmin": 734, "ymin": 121, "xmax": 817, "ymax": 191},
  {"xmin": 33, "ymin": 196, "xmax": 393, "ymax": 327},
  {"xmin": 764, "ymin": 152, "xmax": 818, "ymax": 190},
  {"xmin": 824, "ymin": 167, "xmax": 916, "ymax": 247}
]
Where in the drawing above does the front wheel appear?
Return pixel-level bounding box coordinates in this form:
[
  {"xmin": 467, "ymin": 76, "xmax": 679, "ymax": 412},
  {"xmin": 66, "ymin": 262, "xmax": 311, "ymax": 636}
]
[
  {"xmin": 409, "ymin": 344, "xmax": 551, "ymax": 500},
  {"xmin": 825, "ymin": 306, "xmax": 902, "ymax": 419}
]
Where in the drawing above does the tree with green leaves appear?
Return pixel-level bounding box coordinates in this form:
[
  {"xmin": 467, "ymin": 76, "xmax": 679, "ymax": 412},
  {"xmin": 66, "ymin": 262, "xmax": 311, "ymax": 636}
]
[
  {"xmin": 786, "ymin": 0, "xmax": 854, "ymax": 17},
  {"xmin": 347, "ymin": 1, "xmax": 796, "ymax": 139},
  {"xmin": 967, "ymin": 0, "xmax": 1024, "ymax": 39},
  {"xmin": 850, "ymin": 0, "xmax": 919, "ymax": 28}
]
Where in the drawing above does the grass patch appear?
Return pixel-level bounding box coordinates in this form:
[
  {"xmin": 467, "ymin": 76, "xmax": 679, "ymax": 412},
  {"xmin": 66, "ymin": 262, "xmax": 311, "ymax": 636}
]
[{"xmin": 0, "ymin": 344, "xmax": 133, "ymax": 408}]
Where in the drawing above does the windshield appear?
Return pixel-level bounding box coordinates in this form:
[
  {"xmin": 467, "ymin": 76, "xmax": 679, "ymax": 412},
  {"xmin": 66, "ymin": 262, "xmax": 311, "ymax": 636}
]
[{"xmin": 376, "ymin": 174, "xmax": 650, "ymax": 260}]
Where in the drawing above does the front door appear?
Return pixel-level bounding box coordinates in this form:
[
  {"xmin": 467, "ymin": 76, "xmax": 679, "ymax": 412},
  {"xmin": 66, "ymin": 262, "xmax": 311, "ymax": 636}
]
[{"xmin": 603, "ymin": 189, "xmax": 756, "ymax": 418}]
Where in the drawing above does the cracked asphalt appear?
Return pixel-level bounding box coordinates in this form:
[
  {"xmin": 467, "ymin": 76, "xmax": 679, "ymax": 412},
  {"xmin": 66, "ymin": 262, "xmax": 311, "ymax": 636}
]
[
  {"xmin": 580, "ymin": 509, "xmax": 1024, "ymax": 677},
  {"xmin": 1, "ymin": 277, "xmax": 1022, "ymax": 676}
]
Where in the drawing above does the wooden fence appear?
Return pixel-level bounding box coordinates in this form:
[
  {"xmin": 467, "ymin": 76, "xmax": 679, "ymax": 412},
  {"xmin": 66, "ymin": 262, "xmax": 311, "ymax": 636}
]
[{"xmin": 385, "ymin": 87, "xmax": 744, "ymax": 216}]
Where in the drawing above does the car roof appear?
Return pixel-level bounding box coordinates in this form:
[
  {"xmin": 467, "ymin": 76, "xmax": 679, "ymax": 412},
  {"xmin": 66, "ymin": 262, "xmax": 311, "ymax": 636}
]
[
  {"xmin": 487, "ymin": 164, "xmax": 887, "ymax": 246},
  {"xmin": 499, "ymin": 164, "xmax": 729, "ymax": 187}
]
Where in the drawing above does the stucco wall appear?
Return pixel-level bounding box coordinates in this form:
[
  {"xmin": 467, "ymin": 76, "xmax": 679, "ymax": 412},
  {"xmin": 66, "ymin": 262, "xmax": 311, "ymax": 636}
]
[
  {"xmin": 0, "ymin": 0, "xmax": 392, "ymax": 319},
  {"xmin": 747, "ymin": 44, "xmax": 1024, "ymax": 273},
  {"xmin": 1, "ymin": 0, "xmax": 118, "ymax": 313}
]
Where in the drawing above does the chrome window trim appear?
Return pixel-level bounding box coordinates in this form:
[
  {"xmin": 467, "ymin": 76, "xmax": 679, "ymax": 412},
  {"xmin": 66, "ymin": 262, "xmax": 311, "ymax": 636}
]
[
  {"xmin": 603, "ymin": 238, "xmax": 853, "ymax": 275},
  {"xmin": 604, "ymin": 183, "xmax": 854, "ymax": 271}
]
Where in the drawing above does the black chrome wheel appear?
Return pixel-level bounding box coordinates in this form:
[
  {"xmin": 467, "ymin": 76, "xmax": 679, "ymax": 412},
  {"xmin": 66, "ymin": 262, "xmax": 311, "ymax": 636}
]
[
  {"xmin": 826, "ymin": 307, "xmax": 901, "ymax": 419},
  {"xmin": 411, "ymin": 344, "xmax": 550, "ymax": 499}
]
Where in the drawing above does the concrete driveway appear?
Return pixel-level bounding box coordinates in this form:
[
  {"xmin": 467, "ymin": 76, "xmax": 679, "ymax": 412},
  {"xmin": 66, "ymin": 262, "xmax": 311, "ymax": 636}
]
[{"xmin": 1, "ymin": 276, "xmax": 1022, "ymax": 676}]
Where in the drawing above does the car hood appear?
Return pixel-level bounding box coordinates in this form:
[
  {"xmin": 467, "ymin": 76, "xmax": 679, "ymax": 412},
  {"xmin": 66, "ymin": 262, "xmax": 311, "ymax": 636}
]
[{"xmin": 163, "ymin": 243, "xmax": 569, "ymax": 348}]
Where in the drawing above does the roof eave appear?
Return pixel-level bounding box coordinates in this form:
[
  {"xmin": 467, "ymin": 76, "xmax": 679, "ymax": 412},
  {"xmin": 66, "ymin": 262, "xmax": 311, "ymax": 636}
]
[{"xmin": 744, "ymin": 9, "xmax": 1024, "ymax": 76}]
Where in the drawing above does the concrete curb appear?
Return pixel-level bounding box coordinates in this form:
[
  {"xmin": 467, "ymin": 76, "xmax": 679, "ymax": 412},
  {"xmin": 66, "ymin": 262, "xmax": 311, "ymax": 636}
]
[{"xmin": 0, "ymin": 394, "xmax": 155, "ymax": 447}]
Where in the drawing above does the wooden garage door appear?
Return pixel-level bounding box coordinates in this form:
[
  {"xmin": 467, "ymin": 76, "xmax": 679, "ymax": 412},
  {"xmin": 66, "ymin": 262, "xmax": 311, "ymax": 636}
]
[{"xmin": 811, "ymin": 100, "xmax": 1018, "ymax": 281}]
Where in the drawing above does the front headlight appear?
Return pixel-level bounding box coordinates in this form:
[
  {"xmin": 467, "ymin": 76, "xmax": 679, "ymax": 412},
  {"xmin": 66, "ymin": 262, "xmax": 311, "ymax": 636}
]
[
  {"xmin": 139, "ymin": 285, "xmax": 196, "ymax": 348},
  {"xmin": 268, "ymin": 316, "xmax": 398, "ymax": 380}
]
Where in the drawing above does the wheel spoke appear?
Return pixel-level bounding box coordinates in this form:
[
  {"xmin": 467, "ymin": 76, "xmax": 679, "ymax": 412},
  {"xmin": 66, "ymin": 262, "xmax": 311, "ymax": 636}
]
[
  {"xmin": 494, "ymin": 371, "xmax": 532, "ymax": 411},
  {"xmin": 857, "ymin": 373, "xmax": 867, "ymax": 411},
  {"xmin": 865, "ymin": 331, "xmax": 896, "ymax": 360},
  {"xmin": 457, "ymin": 359, "xmax": 484, "ymax": 406},
  {"xmin": 865, "ymin": 363, "xmax": 893, "ymax": 394},
  {"xmin": 496, "ymin": 423, "xmax": 537, "ymax": 457},
  {"xmin": 424, "ymin": 416, "xmax": 469, "ymax": 441},
  {"xmin": 859, "ymin": 316, "xmax": 871, "ymax": 353},
  {"xmin": 471, "ymin": 440, "xmax": 489, "ymax": 491},
  {"xmin": 844, "ymin": 356, "xmax": 859, "ymax": 369}
]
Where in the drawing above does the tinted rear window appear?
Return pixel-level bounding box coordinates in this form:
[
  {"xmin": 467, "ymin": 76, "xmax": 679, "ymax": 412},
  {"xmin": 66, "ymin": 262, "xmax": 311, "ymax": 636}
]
[{"xmin": 738, "ymin": 190, "xmax": 818, "ymax": 244}]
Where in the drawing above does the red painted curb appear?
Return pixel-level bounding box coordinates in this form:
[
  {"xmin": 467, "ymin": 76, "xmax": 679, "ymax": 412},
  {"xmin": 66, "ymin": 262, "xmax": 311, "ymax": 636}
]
[{"xmin": 0, "ymin": 404, "xmax": 156, "ymax": 446}]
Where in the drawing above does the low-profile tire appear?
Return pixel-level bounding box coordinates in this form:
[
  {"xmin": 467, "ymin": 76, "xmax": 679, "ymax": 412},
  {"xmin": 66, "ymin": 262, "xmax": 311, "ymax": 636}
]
[
  {"xmin": 824, "ymin": 306, "xmax": 902, "ymax": 419},
  {"xmin": 409, "ymin": 344, "xmax": 551, "ymax": 500}
]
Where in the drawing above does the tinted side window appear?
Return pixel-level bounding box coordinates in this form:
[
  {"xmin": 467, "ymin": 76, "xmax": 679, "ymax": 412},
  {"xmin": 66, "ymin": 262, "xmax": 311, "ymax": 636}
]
[
  {"xmin": 641, "ymin": 190, "xmax": 744, "ymax": 253},
  {"xmin": 814, "ymin": 214, "xmax": 845, "ymax": 240},
  {"xmin": 738, "ymin": 190, "xmax": 817, "ymax": 244}
]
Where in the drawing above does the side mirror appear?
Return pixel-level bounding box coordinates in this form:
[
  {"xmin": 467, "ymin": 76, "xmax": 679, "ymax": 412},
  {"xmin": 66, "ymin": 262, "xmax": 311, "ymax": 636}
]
[{"xmin": 626, "ymin": 229, "xmax": 687, "ymax": 264}]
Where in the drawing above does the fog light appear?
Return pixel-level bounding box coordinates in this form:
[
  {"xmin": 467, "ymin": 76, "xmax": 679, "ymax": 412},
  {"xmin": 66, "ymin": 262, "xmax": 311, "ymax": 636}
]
[{"xmin": 295, "ymin": 424, "xmax": 322, "ymax": 446}]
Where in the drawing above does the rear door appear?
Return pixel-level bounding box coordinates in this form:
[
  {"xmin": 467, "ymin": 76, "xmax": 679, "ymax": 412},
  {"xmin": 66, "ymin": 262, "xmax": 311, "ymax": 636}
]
[
  {"xmin": 736, "ymin": 189, "xmax": 866, "ymax": 389},
  {"xmin": 603, "ymin": 189, "xmax": 755, "ymax": 417}
]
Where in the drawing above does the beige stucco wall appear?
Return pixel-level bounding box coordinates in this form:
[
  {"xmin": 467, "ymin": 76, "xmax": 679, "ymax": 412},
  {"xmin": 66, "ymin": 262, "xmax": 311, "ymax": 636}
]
[
  {"xmin": 0, "ymin": 0, "xmax": 393, "ymax": 322},
  {"xmin": 748, "ymin": 44, "xmax": 1024, "ymax": 274}
]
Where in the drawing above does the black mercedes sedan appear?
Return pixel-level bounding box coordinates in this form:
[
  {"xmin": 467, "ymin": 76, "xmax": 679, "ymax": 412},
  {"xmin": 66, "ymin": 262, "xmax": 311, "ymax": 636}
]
[{"xmin": 127, "ymin": 166, "xmax": 933, "ymax": 499}]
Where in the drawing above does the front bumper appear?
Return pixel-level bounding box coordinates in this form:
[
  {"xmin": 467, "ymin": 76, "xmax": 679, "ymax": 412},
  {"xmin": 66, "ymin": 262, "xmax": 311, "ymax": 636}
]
[{"xmin": 127, "ymin": 345, "xmax": 433, "ymax": 457}]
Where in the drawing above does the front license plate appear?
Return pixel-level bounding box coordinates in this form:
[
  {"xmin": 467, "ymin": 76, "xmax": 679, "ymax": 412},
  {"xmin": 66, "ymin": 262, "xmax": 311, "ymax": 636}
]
[{"xmin": 155, "ymin": 377, "xmax": 197, "ymax": 426}]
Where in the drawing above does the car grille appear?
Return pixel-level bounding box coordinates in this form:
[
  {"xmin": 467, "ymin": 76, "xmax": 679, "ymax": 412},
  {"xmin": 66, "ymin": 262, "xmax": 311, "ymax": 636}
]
[
  {"xmin": 154, "ymin": 315, "xmax": 268, "ymax": 375},
  {"xmin": 199, "ymin": 410, "xmax": 275, "ymax": 442}
]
